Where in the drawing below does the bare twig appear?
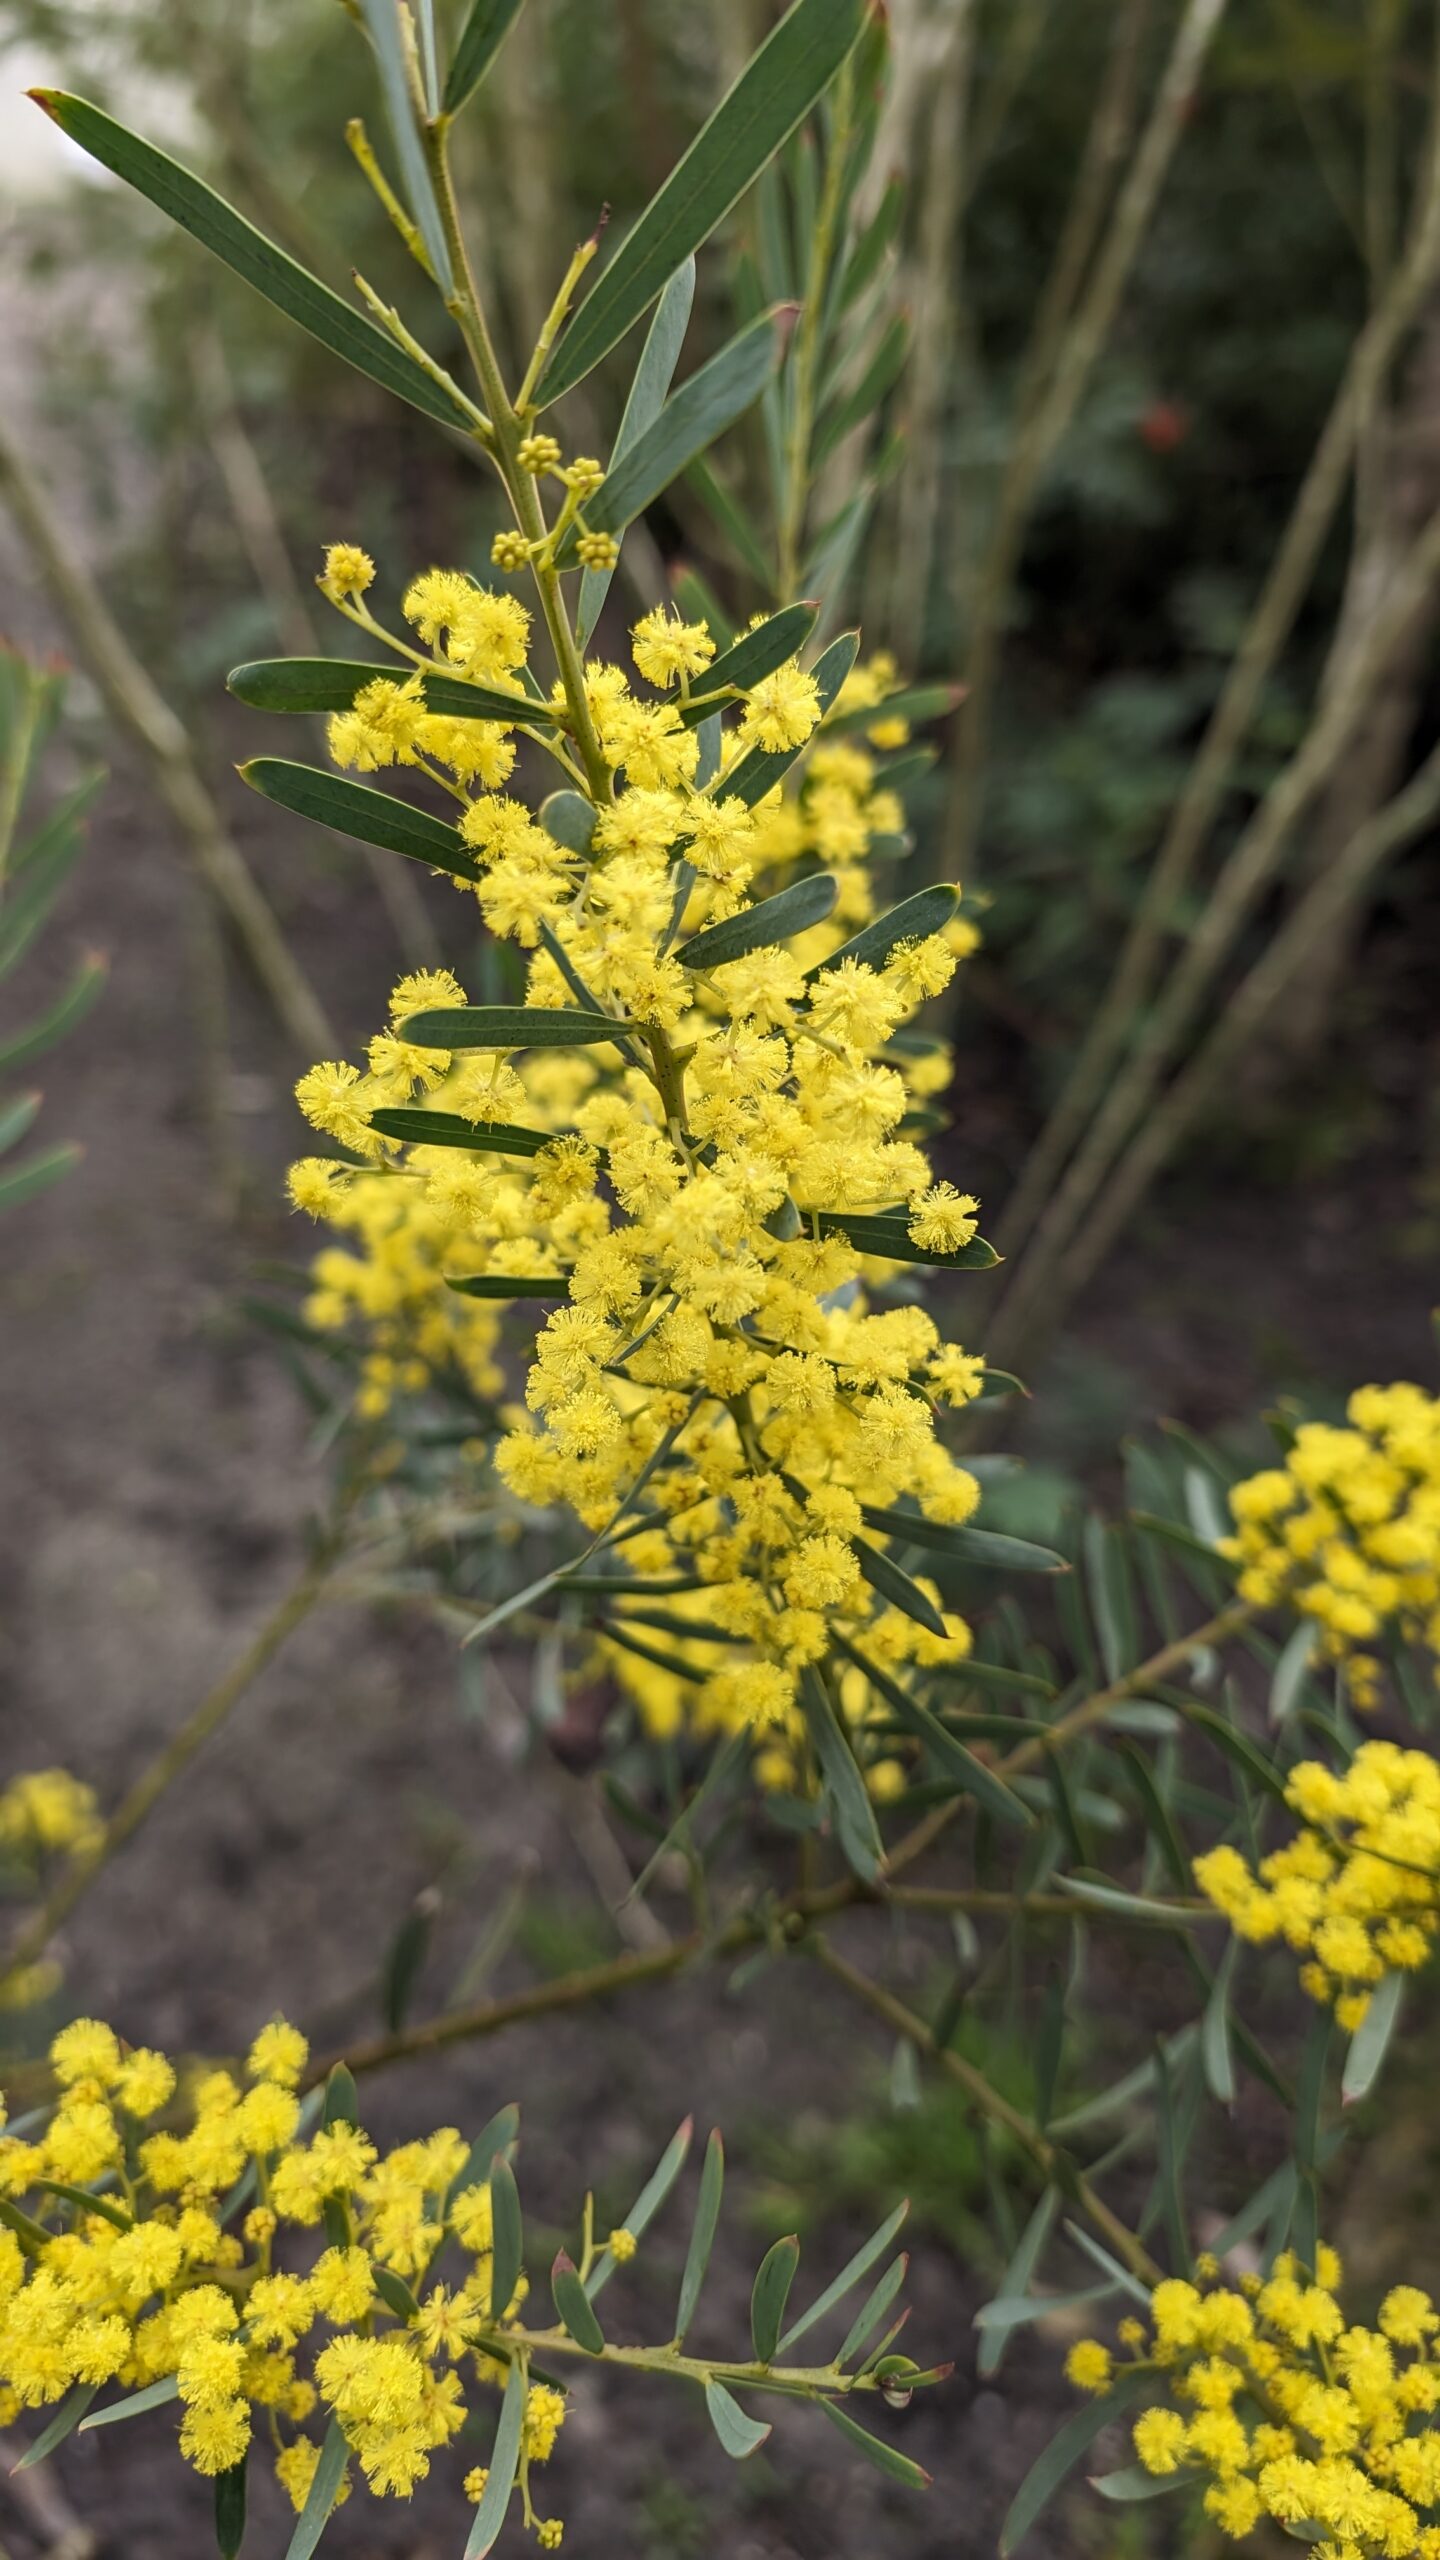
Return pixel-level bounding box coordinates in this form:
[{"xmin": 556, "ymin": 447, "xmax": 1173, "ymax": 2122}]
[
  {"xmin": 988, "ymin": 485, "xmax": 1440, "ymax": 1366},
  {"xmin": 1046, "ymin": 731, "xmax": 1440, "ymax": 1305},
  {"xmin": 813, "ymin": 1939, "xmax": 1164, "ymax": 2283},
  {"xmin": 946, "ymin": 0, "xmax": 1232, "ymax": 873},
  {"xmin": 999, "ymin": 24, "xmax": 1440, "ymax": 1259}
]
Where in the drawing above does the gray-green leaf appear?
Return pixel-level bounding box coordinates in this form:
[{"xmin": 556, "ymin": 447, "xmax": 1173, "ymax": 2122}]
[{"xmin": 538, "ymin": 0, "xmax": 867, "ymax": 404}]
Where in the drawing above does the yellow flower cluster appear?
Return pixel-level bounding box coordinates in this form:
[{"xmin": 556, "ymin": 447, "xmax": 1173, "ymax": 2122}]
[
  {"xmin": 0, "ymin": 2018, "xmax": 565, "ymax": 2532},
  {"xmin": 1196, "ymin": 1740, "xmax": 1440, "ymax": 2027},
  {"xmin": 0, "ymin": 1769, "xmax": 103, "ymax": 1868},
  {"xmin": 1071, "ymin": 2253, "xmax": 1440, "ymax": 2559},
  {"xmin": 1224, "ymin": 1385, "xmax": 1440, "ymax": 1707},
  {"xmin": 288, "ymin": 558, "xmax": 990, "ymax": 1762}
]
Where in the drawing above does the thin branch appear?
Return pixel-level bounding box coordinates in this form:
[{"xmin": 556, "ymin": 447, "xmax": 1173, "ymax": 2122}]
[
  {"xmin": 1048, "ymin": 729, "xmax": 1440, "ymax": 1303},
  {"xmin": 946, "ymin": 0, "xmax": 1232, "ymax": 873},
  {"xmin": 999, "ymin": 17, "xmax": 1440, "ymax": 1260},
  {"xmin": 813, "ymin": 1938, "xmax": 1164, "ymax": 2284},
  {"xmin": 988, "ymin": 483, "xmax": 1440, "ymax": 1366}
]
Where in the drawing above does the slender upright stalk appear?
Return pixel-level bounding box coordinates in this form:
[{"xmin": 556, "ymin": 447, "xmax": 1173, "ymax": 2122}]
[
  {"xmin": 946, "ymin": 0, "xmax": 1231, "ymax": 876},
  {"xmin": 999, "ymin": 19, "xmax": 1440, "ymax": 1260}
]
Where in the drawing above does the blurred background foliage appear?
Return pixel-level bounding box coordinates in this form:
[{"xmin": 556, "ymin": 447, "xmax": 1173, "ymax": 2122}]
[
  {"xmin": 3, "ymin": 0, "xmax": 1436, "ymax": 1297},
  {"xmin": 0, "ymin": 0, "xmax": 1433, "ymax": 1430}
]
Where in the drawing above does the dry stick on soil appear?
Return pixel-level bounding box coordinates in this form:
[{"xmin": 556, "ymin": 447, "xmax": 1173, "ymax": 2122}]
[
  {"xmin": 0, "ymin": 415, "xmax": 334, "ymax": 1056},
  {"xmin": 987, "ymin": 485, "xmax": 1440, "ymax": 1370},
  {"xmin": 945, "ymin": 0, "xmax": 1232, "ymax": 875},
  {"xmin": 1052, "ymin": 734, "xmax": 1440, "ymax": 1306},
  {"xmin": 998, "ymin": 28, "xmax": 1440, "ymax": 1261},
  {"xmin": 0, "ymin": 1545, "xmax": 339, "ymax": 2001},
  {"xmin": 813, "ymin": 1938, "xmax": 1165, "ymax": 2285},
  {"xmin": 328, "ymin": 1606, "xmax": 1243, "ymax": 2084}
]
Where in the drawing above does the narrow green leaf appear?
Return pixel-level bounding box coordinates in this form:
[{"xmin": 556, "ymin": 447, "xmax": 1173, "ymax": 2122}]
[
  {"xmin": 227, "ymin": 658, "xmax": 551, "ymax": 728},
  {"xmin": 1152, "ymin": 2042, "xmax": 1191, "ymax": 2276},
  {"xmin": 676, "ymin": 2131, "xmax": 724, "ymax": 2344},
  {"xmin": 32, "ymin": 95, "xmax": 473, "ymax": 429},
  {"xmin": 79, "ymin": 2374, "xmax": 181, "ymax": 2433},
  {"xmin": 588, "ymin": 2117, "xmax": 693, "ymax": 2299},
  {"xmin": 724, "ymin": 630, "xmax": 860, "ymax": 804},
  {"xmin": 1053, "ymin": 1879, "xmax": 1207, "ymax": 1929},
  {"xmin": 578, "ymin": 311, "xmax": 782, "ymax": 542},
  {"xmin": 214, "ymin": 2454, "xmax": 247, "ymax": 2559},
  {"xmin": 239, "ymin": 759, "xmax": 480, "ymax": 883},
  {"xmin": 0, "ymin": 1091, "xmax": 41, "ymax": 1156},
  {"xmin": 552, "ymin": 2251, "xmax": 605, "ymax": 2352},
  {"xmin": 12, "ymin": 2382, "xmax": 97, "ymax": 2470},
  {"xmin": 464, "ymin": 2360, "xmax": 526, "ymax": 2556},
  {"xmin": 836, "ymin": 173, "xmax": 903, "ymax": 314},
  {"xmin": 801, "ymin": 1672, "xmax": 883, "ymax": 1882},
  {"xmin": 400, "ymin": 1004, "xmax": 629, "ymax": 1050},
  {"xmin": 858, "ymin": 1506, "xmax": 1064, "ymax": 1572},
  {"xmin": 837, "ymin": 2255, "xmax": 908, "ymax": 2367},
  {"xmin": 977, "ymin": 2190, "xmax": 1059, "ymax": 2380},
  {"xmin": 814, "ymin": 310, "xmax": 911, "ymax": 465},
  {"xmin": 354, "ymin": 0, "xmax": 452, "ymax": 287},
  {"xmin": 372, "ymin": 2266, "xmax": 419, "ymax": 2322},
  {"xmin": 381, "ymin": 1897, "xmax": 434, "ymax": 2034},
  {"xmin": 975, "ymin": 2285, "xmax": 1119, "ymax": 2336},
  {"xmin": 824, "ymin": 681, "xmax": 963, "ymax": 738},
  {"xmin": 446, "ymin": 2105, "xmax": 521, "ymax": 2215},
  {"xmin": 835, "ymin": 1639, "xmax": 1033, "ymax": 1831},
  {"xmin": 807, "ymin": 886, "xmax": 958, "ymax": 981},
  {"xmin": 1342, "ymin": 1970, "xmax": 1403, "ymax": 2106},
  {"xmin": 489, "ymin": 2156, "xmax": 522, "ymax": 2320},
  {"xmin": 29, "ymin": 2179, "xmax": 131, "ymax": 2231},
  {"xmin": 578, "ymin": 261, "xmax": 696, "ymax": 647},
  {"xmin": 680, "ymin": 601, "xmax": 819, "ymax": 713},
  {"xmin": 1092, "ymin": 2464, "xmax": 1189, "ymax": 2503},
  {"xmin": 0, "ymin": 1142, "xmax": 82, "ymax": 1212},
  {"xmin": 705, "ymin": 2379, "xmax": 772, "ymax": 2461},
  {"xmin": 1179, "ymin": 1702, "xmax": 1289, "ymax": 1802},
  {"xmin": 539, "ymin": 0, "xmax": 868, "ymax": 403},
  {"xmin": 675, "ymin": 870, "xmax": 837, "ymax": 970},
  {"xmin": 322, "ymin": 2064, "xmax": 358, "ymax": 2129},
  {"xmin": 0, "ymin": 951, "xmax": 106, "ymax": 1076},
  {"xmin": 283, "ymin": 2417, "xmax": 349, "ymax": 2560},
  {"xmin": 819, "ymin": 2398, "xmax": 931, "ymax": 2489},
  {"xmin": 446, "ymin": 1273, "xmax": 568, "ymax": 1300},
  {"xmin": 0, "ymin": 776, "xmax": 99, "ymax": 975},
  {"xmin": 1000, "ymin": 2376, "xmax": 1150, "ymax": 2554},
  {"xmin": 805, "ymin": 1210, "xmax": 999, "ymax": 1273},
  {"xmin": 368, "ymin": 1107, "xmax": 561, "ymax": 1157},
  {"xmin": 444, "ymin": 0, "xmax": 528, "ymax": 114},
  {"xmin": 751, "ymin": 2233, "xmax": 801, "ymax": 2362},
  {"xmin": 1085, "ymin": 1519, "xmax": 1138, "ymax": 1682},
  {"xmin": 684, "ymin": 455, "xmax": 775, "ymax": 589},
  {"xmin": 779, "ymin": 2199, "xmax": 908, "ymax": 2353},
  {"xmin": 1270, "ymin": 1622, "xmax": 1316, "ymax": 1727},
  {"xmin": 854, "ymin": 1537, "xmax": 947, "ymax": 1637},
  {"xmin": 1202, "ymin": 1939, "xmax": 1238, "ymax": 2108}
]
